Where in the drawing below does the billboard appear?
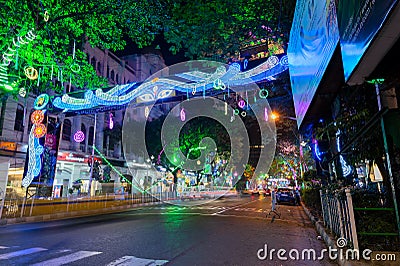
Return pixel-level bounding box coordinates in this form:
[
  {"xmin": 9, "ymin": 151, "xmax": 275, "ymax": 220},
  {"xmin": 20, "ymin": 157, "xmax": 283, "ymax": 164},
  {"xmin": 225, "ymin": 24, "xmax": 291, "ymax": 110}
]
[
  {"xmin": 288, "ymin": 0, "xmax": 340, "ymax": 128},
  {"xmin": 337, "ymin": 0, "xmax": 398, "ymax": 81}
]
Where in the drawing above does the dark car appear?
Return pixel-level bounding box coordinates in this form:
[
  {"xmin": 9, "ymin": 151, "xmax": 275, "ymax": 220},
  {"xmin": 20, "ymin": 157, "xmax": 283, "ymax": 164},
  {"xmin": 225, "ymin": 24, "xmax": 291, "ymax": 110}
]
[{"xmin": 276, "ymin": 188, "xmax": 296, "ymax": 205}]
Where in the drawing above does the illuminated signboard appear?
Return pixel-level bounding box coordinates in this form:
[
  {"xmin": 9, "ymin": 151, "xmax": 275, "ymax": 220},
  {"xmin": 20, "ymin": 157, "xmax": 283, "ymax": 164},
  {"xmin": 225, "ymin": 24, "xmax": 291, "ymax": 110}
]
[
  {"xmin": 337, "ymin": 0, "xmax": 398, "ymax": 81},
  {"xmin": 287, "ymin": 0, "xmax": 339, "ymax": 128}
]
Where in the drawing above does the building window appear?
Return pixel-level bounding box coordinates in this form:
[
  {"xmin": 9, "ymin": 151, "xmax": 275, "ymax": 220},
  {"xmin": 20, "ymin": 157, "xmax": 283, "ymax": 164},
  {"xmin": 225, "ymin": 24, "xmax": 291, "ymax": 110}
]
[
  {"xmin": 90, "ymin": 57, "xmax": 96, "ymax": 68},
  {"xmin": 62, "ymin": 119, "xmax": 71, "ymax": 141},
  {"xmin": 14, "ymin": 104, "xmax": 25, "ymax": 132},
  {"xmin": 111, "ymin": 70, "xmax": 115, "ymax": 81},
  {"xmin": 88, "ymin": 126, "xmax": 94, "ymax": 146}
]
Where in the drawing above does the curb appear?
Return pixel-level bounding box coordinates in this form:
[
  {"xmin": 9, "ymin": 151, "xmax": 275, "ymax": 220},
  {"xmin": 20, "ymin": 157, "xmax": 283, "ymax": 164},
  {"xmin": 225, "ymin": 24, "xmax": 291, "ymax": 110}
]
[
  {"xmin": 0, "ymin": 200, "xmax": 164, "ymax": 226},
  {"xmin": 301, "ymin": 202, "xmax": 347, "ymax": 266},
  {"xmin": 1, "ymin": 194, "xmax": 234, "ymax": 226}
]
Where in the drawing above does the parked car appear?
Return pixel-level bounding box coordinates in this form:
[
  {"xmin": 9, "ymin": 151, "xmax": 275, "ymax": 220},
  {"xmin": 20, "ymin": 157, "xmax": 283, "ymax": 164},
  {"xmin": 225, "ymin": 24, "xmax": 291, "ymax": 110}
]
[{"xmin": 276, "ymin": 187, "xmax": 296, "ymax": 205}]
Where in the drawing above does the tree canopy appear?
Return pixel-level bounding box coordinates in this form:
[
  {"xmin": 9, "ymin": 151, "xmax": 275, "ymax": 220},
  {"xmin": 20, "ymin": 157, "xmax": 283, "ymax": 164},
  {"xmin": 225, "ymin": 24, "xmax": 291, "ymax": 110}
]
[{"xmin": 0, "ymin": 0, "xmax": 295, "ymax": 97}]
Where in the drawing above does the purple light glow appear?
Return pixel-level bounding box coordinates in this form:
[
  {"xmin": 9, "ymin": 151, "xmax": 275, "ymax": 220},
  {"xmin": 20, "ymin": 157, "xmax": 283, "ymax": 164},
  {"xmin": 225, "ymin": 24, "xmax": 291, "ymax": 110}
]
[
  {"xmin": 264, "ymin": 108, "xmax": 269, "ymax": 121},
  {"xmin": 238, "ymin": 100, "xmax": 245, "ymax": 108},
  {"xmin": 109, "ymin": 113, "xmax": 114, "ymax": 129},
  {"xmin": 74, "ymin": 130, "xmax": 85, "ymax": 143}
]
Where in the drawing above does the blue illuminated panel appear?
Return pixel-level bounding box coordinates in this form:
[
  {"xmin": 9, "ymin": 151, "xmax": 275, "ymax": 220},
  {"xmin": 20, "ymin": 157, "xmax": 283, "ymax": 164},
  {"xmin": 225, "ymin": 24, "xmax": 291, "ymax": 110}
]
[
  {"xmin": 288, "ymin": 0, "xmax": 339, "ymax": 128},
  {"xmin": 337, "ymin": 0, "xmax": 398, "ymax": 81}
]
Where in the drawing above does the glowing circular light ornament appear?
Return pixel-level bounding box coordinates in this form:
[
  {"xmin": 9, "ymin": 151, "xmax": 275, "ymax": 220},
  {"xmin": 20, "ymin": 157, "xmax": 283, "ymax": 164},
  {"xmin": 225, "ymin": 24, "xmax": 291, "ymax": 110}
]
[
  {"xmin": 238, "ymin": 99, "xmax": 246, "ymax": 109},
  {"xmin": 180, "ymin": 108, "xmax": 186, "ymax": 121},
  {"xmin": 234, "ymin": 109, "xmax": 240, "ymax": 115},
  {"xmin": 259, "ymin": 89, "xmax": 269, "ymax": 98},
  {"xmin": 33, "ymin": 124, "xmax": 47, "ymax": 138},
  {"xmin": 70, "ymin": 63, "xmax": 81, "ymax": 73},
  {"xmin": 24, "ymin": 66, "xmax": 38, "ymax": 80},
  {"xmin": 73, "ymin": 130, "xmax": 85, "ymax": 143},
  {"xmin": 44, "ymin": 11, "xmax": 49, "ymax": 22},
  {"xmin": 34, "ymin": 93, "xmax": 49, "ymax": 110},
  {"xmin": 19, "ymin": 87, "xmax": 27, "ymax": 97},
  {"xmin": 241, "ymin": 111, "xmax": 247, "ymax": 117},
  {"xmin": 31, "ymin": 110, "xmax": 44, "ymax": 125}
]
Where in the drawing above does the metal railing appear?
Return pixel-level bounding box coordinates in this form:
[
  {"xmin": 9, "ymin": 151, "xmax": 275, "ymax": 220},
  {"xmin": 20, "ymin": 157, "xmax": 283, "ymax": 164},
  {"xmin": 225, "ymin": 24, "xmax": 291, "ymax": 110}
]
[{"xmin": 320, "ymin": 188, "xmax": 359, "ymax": 250}]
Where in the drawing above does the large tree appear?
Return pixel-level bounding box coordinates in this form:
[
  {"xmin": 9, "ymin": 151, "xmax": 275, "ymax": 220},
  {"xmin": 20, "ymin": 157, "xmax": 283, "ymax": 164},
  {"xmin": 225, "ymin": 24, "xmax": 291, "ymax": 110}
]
[
  {"xmin": 1, "ymin": 0, "xmax": 295, "ymax": 96},
  {"xmin": 0, "ymin": 0, "xmax": 164, "ymax": 95}
]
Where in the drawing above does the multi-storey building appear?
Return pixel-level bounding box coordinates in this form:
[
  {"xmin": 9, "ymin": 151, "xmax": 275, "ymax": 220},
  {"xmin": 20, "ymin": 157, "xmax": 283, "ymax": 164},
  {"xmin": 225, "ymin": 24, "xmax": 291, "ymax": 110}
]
[{"xmin": 0, "ymin": 44, "xmax": 167, "ymax": 198}]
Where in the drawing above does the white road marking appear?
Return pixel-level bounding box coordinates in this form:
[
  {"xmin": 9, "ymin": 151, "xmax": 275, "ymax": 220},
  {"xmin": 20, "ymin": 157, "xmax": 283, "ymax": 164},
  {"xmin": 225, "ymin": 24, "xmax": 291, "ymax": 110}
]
[
  {"xmin": 0, "ymin": 246, "xmax": 8, "ymax": 249},
  {"xmin": 212, "ymin": 198, "xmax": 261, "ymax": 215},
  {"xmin": 106, "ymin": 255, "xmax": 168, "ymax": 266},
  {"xmin": 30, "ymin": 250, "xmax": 102, "ymax": 266},
  {"xmin": 0, "ymin": 247, "xmax": 47, "ymax": 259}
]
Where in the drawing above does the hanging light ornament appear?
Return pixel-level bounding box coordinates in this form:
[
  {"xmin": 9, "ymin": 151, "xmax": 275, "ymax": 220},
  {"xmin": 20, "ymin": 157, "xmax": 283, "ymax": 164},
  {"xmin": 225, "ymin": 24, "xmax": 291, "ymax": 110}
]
[
  {"xmin": 19, "ymin": 87, "xmax": 26, "ymax": 97},
  {"xmin": 31, "ymin": 110, "xmax": 44, "ymax": 125},
  {"xmin": 24, "ymin": 66, "xmax": 38, "ymax": 80},
  {"xmin": 144, "ymin": 106, "xmax": 150, "ymax": 118},
  {"xmin": 33, "ymin": 124, "xmax": 47, "ymax": 138},
  {"xmin": 180, "ymin": 108, "xmax": 186, "ymax": 121},
  {"xmin": 73, "ymin": 130, "xmax": 85, "ymax": 143},
  {"xmin": 238, "ymin": 99, "xmax": 245, "ymax": 109},
  {"xmin": 109, "ymin": 113, "xmax": 114, "ymax": 129}
]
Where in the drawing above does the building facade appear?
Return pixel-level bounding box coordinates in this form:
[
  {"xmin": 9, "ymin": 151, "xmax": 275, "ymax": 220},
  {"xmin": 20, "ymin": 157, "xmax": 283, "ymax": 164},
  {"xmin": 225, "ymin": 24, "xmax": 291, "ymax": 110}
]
[{"xmin": 0, "ymin": 45, "xmax": 167, "ymax": 198}]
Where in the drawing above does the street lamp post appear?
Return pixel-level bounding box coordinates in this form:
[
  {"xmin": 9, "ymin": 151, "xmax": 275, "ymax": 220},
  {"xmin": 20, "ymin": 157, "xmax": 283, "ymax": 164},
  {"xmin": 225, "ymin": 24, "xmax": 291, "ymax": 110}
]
[{"xmin": 271, "ymin": 112, "xmax": 301, "ymax": 188}]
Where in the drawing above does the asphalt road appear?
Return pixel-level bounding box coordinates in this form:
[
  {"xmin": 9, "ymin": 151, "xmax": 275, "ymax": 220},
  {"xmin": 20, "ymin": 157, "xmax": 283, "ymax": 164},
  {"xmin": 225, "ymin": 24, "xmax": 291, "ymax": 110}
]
[{"xmin": 0, "ymin": 195, "xmax": 336, "ymax": 266}]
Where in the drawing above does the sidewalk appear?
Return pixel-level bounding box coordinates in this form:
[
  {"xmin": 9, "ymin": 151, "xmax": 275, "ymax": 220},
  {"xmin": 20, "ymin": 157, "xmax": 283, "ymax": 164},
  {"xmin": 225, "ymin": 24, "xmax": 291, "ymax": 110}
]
[{"xmin": 301, "ymin": 203, "xmax": 400, "ymax": 266}]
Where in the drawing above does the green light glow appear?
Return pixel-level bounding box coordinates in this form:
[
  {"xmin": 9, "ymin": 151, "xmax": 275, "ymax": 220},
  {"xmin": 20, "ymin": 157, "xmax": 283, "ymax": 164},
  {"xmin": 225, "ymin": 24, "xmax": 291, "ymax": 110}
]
[{"xmin": 93, "ymin": 145, "xmax": 144, "ymax": 193}]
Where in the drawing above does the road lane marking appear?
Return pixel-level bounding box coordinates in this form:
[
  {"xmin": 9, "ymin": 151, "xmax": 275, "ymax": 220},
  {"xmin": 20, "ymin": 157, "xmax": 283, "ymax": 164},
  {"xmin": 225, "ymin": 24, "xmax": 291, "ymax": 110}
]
[
  {"xmin": 211, "ymin": 198, "xmax": 262, "ymax": 215},
  {"xmin": 107, "ymin": 255, "xmax": 168, "ymax": 266},
  {"xmin": 0, "ymin": 246, "xmax": 8, "ymax": 249},
  {"xmin": 0, "ymin": 247, "xmax": 47, "ymax": 259},
  {"xmin": 30, "ymin": 250, "xmax": 102, "ymax": 266}
]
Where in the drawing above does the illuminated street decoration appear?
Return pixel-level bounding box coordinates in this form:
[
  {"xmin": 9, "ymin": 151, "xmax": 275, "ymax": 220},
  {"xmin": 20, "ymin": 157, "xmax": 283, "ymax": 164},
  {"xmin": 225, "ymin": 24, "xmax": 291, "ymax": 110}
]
[
  {"xmin": 313, "ymin": 139, "xmax": 323, "ymax": 161},
  {"xmin": 33, "ymin": 123, "xmax": 47, "ymax": 138},
  {"xmin": 52, "ymin": 55, "xmax": 289, "ymax": 113},
  {"xmin": 2, "ymin": 29, "xmax": 37, "ymax": 66},
  {"xmin": 259, "ymin": 89, "xmax": 269, "ymax": 98},
  {"xmin": 264, "ymin": 107, "xmax": 269, "ymax": 122},
  {"xmin": 43, "ymin": 10, "xmax": 49, "ymax": 22},
  {"xmin": 336, "ymin": 129, "xmax": 352, "ymax": 177},
  {"xmin": 180, "ymin": 108, "xmax": 186, "ymax": 121},
  {"xmin": 19, "ymin": 87, "xmax": 27, "ymax": 97},
  {"xmin": 24, "ymin": 66, "xmax": 38, "ymax": 80},
  {"xmin": 144, "ymin": 106, "xmax": 150, "ymax": 118},
  {"xmin": 22, "ymin": 125, "xmax": 44, "ymax": 188},
  {"xmin": 31, "ymin": 110, "xmax": 44, "ymax": 125},
  {"xmin": 238, "ymin": 99, "xmax": 245, "ymax": 108},
  {"xmin": 109, "ymin": 113, "xmax": 114, "ymax": 129},
  {"xmin": 73, "ymin": 130, "xmax": 85, "ymax": 143},
  {"xmin": 70, "ymin": 63, "xmax": 80, "ymax": 73},
  {"xmin": 34, "ymin": 93, "xmax": 49, "ymax": 110},
  {"xmin": 213, "ymin": 79, "xmax": 226, "ymax": 90}
]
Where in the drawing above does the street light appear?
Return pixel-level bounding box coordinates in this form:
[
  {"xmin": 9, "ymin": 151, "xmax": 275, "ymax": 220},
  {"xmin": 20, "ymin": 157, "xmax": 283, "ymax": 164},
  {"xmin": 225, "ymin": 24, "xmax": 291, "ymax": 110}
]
[{"xmin": 271, "ymin": 112, "xmax": 301, "ymax": 188}]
